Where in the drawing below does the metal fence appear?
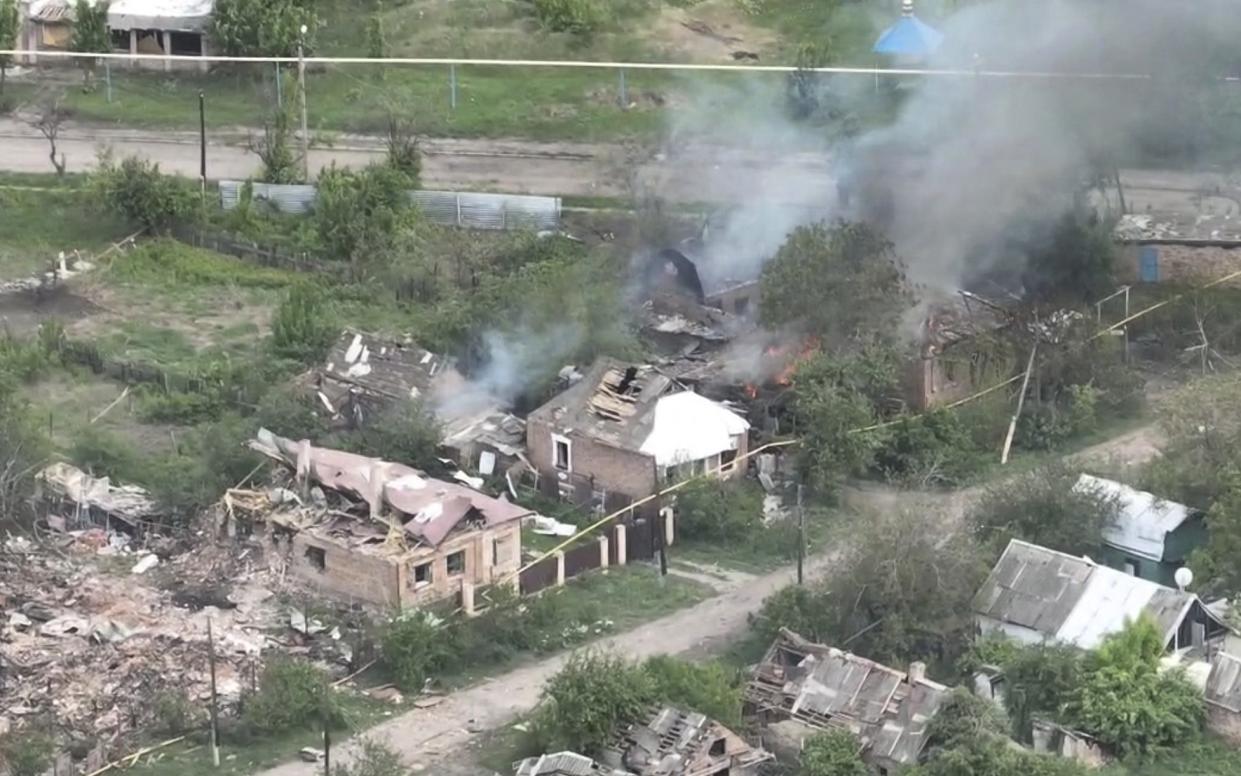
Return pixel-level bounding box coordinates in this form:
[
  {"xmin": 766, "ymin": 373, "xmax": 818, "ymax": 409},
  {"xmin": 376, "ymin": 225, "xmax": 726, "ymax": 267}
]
[{"xmin": 219, "ymin": 181, "xmax": 562, "ymax": 231}]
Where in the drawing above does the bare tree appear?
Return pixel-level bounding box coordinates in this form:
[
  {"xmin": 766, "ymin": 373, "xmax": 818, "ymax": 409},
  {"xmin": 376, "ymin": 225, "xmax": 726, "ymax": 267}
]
[
  {"xmin": 247, "ymin": 108, "xmax": 302, "ymax": 184},
  {"xmin": 384, "ymin": 111, "xmax": 421, "ymax": 182},
  {"xmin": 29, "ymin": 93, "xmax": 68, "ymax": 176}
]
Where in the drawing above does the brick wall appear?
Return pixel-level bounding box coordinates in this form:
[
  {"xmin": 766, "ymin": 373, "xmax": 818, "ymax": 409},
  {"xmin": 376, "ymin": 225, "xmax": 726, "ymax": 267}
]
[
  {"xmin": 399, "ymin": 522, "xmax": 523, "ymax": 608},
  {"xmin": 527, "ymin": 416, "xmax": 658, "ymax": 500},
  {"xmin": 290, "ymin": 533, "xmax": 401, "ymax": 608},
  {"xmin": 1120, "ymin": 243, "xmax": 1241, "ymax": 285}
]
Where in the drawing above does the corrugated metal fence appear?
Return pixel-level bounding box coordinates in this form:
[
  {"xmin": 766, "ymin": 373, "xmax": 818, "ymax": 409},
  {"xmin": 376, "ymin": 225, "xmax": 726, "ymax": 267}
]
[{"xmin": 219, "ymin": 181, "xmax": 561, "ymax": 231}]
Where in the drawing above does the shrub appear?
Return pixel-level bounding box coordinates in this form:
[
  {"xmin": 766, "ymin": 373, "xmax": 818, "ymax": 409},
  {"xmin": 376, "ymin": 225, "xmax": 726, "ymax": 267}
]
[
  {"xmin": 532, "ymin": 650, "xmax": 655, "ymax": 752},
  {"xmin": 242, "ymin": 657, "xmax": 342, "ymax": 734},
  {"xmin": 153, "ymin": 690, "xmax": 197, "ymax": 735},
  {"xmin": 272, "ymin": 284, "xmax": 336, "ymax": 363},
  {"xmin": 332, "ymin": 401, "xmax": 442, "ymax": 471},
  {"xmin": 531, "ymin": 0, "xmax": 607, "ymax": 34},
  {"xmin": 674, "ymin": 478, "xmax": 764, "ymax": 544},
  {"xmin": 800, "ymin": 730, "xmax": 867, "ymax": 776},
  {"xmin": 333, "ymin": 738, "xmax": 405, "ymax": 776},
  {"xmin": 641, "ymin": 656, "xmax": 742, "ymax": 728},
  {"xmin": 0, "ymin": 730, "xmax": 55, "ymax": 776},
  {"xmin": 379, "ymin": 611, "xmax": 456, "ymax": 692},
  {"xmin": 255, "ymin": 387, "xmax": 331, "ymax": 441},
  {"xmin": 91, "ymin": 153, "xmax": 197, "ymax": 231}
]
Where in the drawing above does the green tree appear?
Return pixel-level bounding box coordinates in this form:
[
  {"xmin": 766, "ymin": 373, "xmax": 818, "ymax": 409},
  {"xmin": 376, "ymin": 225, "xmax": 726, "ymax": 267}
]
[
  {"xmin": 380, "ymin": 611, "xmax": 455, "ymax": 691},
  {"xmin": 0, "ymin": 0, "xmax": 18, "ymax": 95},
  {"xmin": 790, "ymin": 365, "xmax": 878, "ymax": 495},
  {"xmin": 760, "ymin": 221, "xmax": 913, "ymax": 349},
  {"xmin": 968, "ymin": 463, "xmax": 1122, "ymax": 560},
  {"xmin": 334, "ymin": 401, "xmax": 442, "ymax": 471},
  {"xmin": 250, "ymin": 108, "xmax": 303, "ymax": 184},
  {"xmin": 533, "ymin": 650, "xmax": 656, "ymax": 752},
  {"xmin": 314, "ymin": 163, "xmax": 416, "ymax": 271},
  {"xmin": 800, "ymin": 730, "xmax": 867, "ymax": 776},
  {"xmin": 71, "ymin": 0, "xmax": 110, "ymax": 89},
  {"xmin": 1001, "ymin": 642, "xmax": 1083, "ymax": 741},
  {"xmin": 211, "ymin": 0, "xmax": 316, "ymax": 57},
  {"xmin": 641, "ymin": 656, "xmax": 742, "ymax": 728},
  {"xmin": 242, "ymin": 657, "xmax": 344, "ymax": 734},
  {"xmin": 1062, "ymin": 616, "xmax": 1204, "ymax": 756},
  {"xmin": 384, "ymin": 112, "xmax": 421, "ymax": 183},
  {"xmin": 1190, "ymin": 473, "xmax": 1241, "ymax": 598},
  {"xmin": 1023, "ymin": 210, "xmax": 1116, "ymax": 304},
  {"xmin": 271, "ymin": 284, "xmax": 336, "ymax": 363}
]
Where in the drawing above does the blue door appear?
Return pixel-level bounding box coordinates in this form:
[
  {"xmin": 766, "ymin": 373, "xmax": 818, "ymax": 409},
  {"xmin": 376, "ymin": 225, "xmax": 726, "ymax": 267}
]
[{"xmin": 1140, "ymin": 246, "xmax": 1160, "ymax": 283}]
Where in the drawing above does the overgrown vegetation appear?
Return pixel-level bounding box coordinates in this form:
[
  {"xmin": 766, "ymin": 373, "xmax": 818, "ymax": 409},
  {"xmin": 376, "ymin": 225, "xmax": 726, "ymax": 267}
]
[
  {"xmin": 92, "ymin": 153, "xmax": 198, "ymax": 231},
  {"xmin": 241, "ymin": 657, "xmax": 344, "ymax": 735},
  {"xmin": 798, "ymin": 730, "xmax": 868, "ymax": 776},
  {"xmin": 211, "ymin": 0, "xmax": 317, "ymax": 57}
]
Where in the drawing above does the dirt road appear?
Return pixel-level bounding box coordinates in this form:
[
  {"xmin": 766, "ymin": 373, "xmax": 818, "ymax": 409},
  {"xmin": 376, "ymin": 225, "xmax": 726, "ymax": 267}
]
[
  {"xmin": 0, "ymin": 119, "xmax": 837, "ymax": 204},
  {"xmin": 255, "ymin": 423, "xmax": 1166, "ymax": 776}
]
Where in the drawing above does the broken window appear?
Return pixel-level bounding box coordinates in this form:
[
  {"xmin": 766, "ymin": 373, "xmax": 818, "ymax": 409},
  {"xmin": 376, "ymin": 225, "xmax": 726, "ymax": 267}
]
[
  {"xmin": 413, "ymin": 562, "xmax": 432, "ymax": 588},
  {"xmin": 304, "ymin": 546, "xmax": 326, "ymax": 572},
  {"xmin": 616, "ymin": 366, "xmax": 640, "ymax": 395},
  {"xmin": 709, "ymin": 738, "xmax": 727, "ymax": 757},
  {"xmin": 734, "ymin": 296, "xmax": 750, "ymax": 317},
  {"xmin": 553, "ymin": 435, "xmax": 571, "ymax": 471},
  {"xmin": 446, "ymin": 550, "xmax": 466, "ymax": 576}
]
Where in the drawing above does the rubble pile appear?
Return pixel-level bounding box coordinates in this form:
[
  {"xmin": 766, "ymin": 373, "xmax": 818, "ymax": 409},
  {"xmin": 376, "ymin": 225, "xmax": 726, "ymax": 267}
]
[{"xmin": 0, "ymin": 537, "xmax": 277, "ymax": 745}]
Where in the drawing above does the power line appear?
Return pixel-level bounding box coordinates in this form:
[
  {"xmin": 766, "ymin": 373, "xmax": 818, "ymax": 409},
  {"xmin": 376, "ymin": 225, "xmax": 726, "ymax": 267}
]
[{"xmin": 0, "ymin": 48, "xmax": 1166, "ymax": 81}]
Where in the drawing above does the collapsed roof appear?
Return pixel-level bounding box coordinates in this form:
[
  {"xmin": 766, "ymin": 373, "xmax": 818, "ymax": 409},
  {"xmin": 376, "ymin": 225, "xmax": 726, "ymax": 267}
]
[
  {"xmin": 529, "ymin": 359, "xmax": 748, "ymax": 464},
  {"xmin": 37, "ymin": 462, "xmax": 161, "ymax": 529},
  {"xmin": 248, "ymin": 429, "xmax": 530, "ymax": 548},
  {"xmin": 745, "ymin": 629, "xmax": 948, "ymax": 768},
  {"xmin": 1114, "ymin": 212, "xmax": 1241, "ymax": 245},
  {"xmin": 315, "ymin": 331, "xmax": 456, "ymax": 423},
  {"xmin": 513, "ymin": 753, "xmax": 628, "ymax": 776},
  {"xmin": 604, "ymin": 706, "xmax": 772, "ymax": 775},
  {"xmin": 972, "ymin": 539, "xmax": 1227, "ymax": 650}
]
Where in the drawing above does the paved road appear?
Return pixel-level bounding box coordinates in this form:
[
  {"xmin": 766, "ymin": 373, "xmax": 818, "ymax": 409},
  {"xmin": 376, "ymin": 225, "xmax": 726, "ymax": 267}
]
[{"xmin": 0, "ymin": 119, "xmax": 838, "ymax": 204}]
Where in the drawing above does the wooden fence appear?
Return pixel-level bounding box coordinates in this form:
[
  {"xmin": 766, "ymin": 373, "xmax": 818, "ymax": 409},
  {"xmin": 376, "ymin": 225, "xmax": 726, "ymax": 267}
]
[{"xmin": 170, "ymin": 226, "xmax": 343, "ymax": 278}]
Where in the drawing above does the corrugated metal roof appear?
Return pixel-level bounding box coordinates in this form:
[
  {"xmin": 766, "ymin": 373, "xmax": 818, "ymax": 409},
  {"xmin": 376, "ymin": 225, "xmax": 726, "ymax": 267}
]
[
  {"xmin": 1076, "ymin": 474, "xmax": 1195, "ymax": 561},
  {"xmin": 512, "ymin": 752, "xmax": 624, "ymax": 776},
  {"xmin": 973, "ymin": 540, "xmax": 1212, "ymax": 650},
  {"xmin": 219, "ymin": 181, "xmax": 560, "ymax": 231}
]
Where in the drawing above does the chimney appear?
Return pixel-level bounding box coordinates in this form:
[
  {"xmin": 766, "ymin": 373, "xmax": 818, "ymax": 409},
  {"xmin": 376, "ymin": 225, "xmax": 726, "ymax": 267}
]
[{"xmin": 908, "ymin": 661, "xmax": 927, "ymax": 685}]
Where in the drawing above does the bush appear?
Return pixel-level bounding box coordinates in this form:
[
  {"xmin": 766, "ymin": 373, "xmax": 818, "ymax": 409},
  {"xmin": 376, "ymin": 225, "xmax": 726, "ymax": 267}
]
[
  {"xmin": 641, "ymin": 656, "xmax": 742, "ymax": 728},
  {"xmin": 871, "ymin": 408, "xmax": 987, "ymax": 486},
  {"xmin": 242, "ymin": 657, "xmax": 342, "ymax": 734},
  {"xmin": 272, "ymin": 284, "xmax": 336, "ymax": 363},
  {"xmin": 533, "ymin": 650, "xmax": 656, "ymax": 753},
  {"xmin": 256, "ymin": 387, "xmax": 332, "ymax": 441},
  {"xmin": 380, "ymin": 611, "xmax": 455, "ymax": 692},
  {"xmin": 153, "ymin": 690, "xmax": 198, "ymax": 735},
  {"xmin": 332, "ymin": 401, "xmax": 442, "ymax": 471},
  {"xmin": 91, "ymin": 153, "xmax": 197, "ymax": 231},
  {"xmin": 0, "ymin": 730, "xmax": 55, "ymax": 776},
  {"xmin": 531, "ymin": 0, "xmax": 607, "ymax": 34},
  {"xmin": 800, "ymin": 730, "xmax": 867, "ymax": 776},
  {"xmin": 674, "ymin": 478, "xmax": 764, "ymax": 544},
  {"xmin": 333, "ymin": 738, "xmax": 405, "ymax": 776}
]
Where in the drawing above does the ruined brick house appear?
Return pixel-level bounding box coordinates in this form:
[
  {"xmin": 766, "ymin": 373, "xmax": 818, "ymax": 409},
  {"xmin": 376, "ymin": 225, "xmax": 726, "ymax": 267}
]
[
  {"xmin": 745, "ymin": 629, "xmax": 949, "ymax": 775},
  {"xmin": 525, "ymin": 359, "xmax": 749, "ymax": 509},
  {"xmin": 514, "ymin": 706, "xmax": 772, "ymax": 776},
  {"xmin": 905, "ymin": 293, "xmax": 1013, "ymax": 410},
  {"xmin": 228, "ymin": 430, "xmax": 530, "ymax": 610},
  {"xmin": 1113, "ymin": 211, "xmax": 1241, "ymax": 285}
]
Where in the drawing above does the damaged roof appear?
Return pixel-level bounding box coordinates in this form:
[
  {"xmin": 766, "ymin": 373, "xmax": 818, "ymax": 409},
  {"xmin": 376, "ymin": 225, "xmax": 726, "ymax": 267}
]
[
  {"xmin": 1075, "ymin": 474, "xmax": 1199, "ymax": 562},
  {"xmin": 528, "ymin": 358, "xmax": 748, "ymax": 462},
  {"xmin": 249, "ymin": 429, "xmax": 531, "ymax": 548},
  {"xmin": 513, "ymin": 753, "xmax": 628, "ymax": 776},
  {"xmin": 1114, "ymin": 212, "xmax": 1241, "ymax": 245},
  {"xmin": 971, "ymin": 539, "xmax": 1224, "ymax": 649},
  {"xmin": 37, "ymin": 462, "xmax": 161, "ymax": 526},
  {"xmin": 316, "ymin": 331, "xmax": 454, "ymax": 416},
  {"xmin": 607, "ymin": 706, "xmax": 772, "ymax": 775},
  {"xmin": 440, "ymin": 408, "xmax": 527, "ymax": 459},
  {"xmin": 745, "ymin": 629, "xmax": 947, "ymax": 767}
]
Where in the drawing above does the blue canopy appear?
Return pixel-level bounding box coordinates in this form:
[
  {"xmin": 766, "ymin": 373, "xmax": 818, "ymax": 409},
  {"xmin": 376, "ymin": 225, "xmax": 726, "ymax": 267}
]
[{"xmin": 873, "ymin": 14, "xmax": 943, "ymax": 57}]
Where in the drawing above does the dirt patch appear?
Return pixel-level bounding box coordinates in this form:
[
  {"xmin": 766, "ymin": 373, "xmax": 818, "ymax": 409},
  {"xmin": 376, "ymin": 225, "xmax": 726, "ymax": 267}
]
[
  {"xmin": 647, "ymin": 3, "xmax": 777, "ymax": 62},
  {"xmin": 0, "ymin": 286, "xmax": 101, "ymax": 336}
]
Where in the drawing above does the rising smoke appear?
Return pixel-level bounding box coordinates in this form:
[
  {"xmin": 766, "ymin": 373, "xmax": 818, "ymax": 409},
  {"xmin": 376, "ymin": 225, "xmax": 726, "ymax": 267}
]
[{"xmin": 677, "ymin": 0, "xmax": 1237, "ymax": 295}]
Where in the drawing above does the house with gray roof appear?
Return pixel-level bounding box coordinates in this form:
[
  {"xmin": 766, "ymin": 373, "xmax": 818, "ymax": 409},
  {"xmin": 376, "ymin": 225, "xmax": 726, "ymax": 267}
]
[
  {"xmin": 744, "ymin": 629, "xmax": 948, "ymax": 775},
  {"xmin": 972, "ymin": 539, "xmax": 1228, "ymax": 652},
  {"xmin": 1074, "ymin": 474, "xmax": 1207, "ymax": 586}
]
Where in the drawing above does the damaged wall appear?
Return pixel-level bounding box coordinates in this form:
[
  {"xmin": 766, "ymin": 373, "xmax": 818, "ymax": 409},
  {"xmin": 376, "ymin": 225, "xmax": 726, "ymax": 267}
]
[
  {"xmin": 526, "ymin": 421, "xmax": 658, "ymax": 503},
  {"xmin": 289, "ymin": 533, "xmax": 403, "ymax": 609},
  {"xmin": 398, "ymin": 522, "xmax": 522, "ymax": 608},
  {"xmin": 1117, "ymin": 243, "xmax": 1241, "ymax": 286}
]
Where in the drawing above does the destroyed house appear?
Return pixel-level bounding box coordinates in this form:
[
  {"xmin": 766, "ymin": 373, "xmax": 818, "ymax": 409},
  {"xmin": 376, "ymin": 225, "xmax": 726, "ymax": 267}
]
[
  {"xmin": 37, "ymin": 462, "xmax": 161, "ymax": 535},
  {"xmin": 1075, "ymin": 474, "xmax": 1207, "ymax": 586},
  {"xmin": 645, "ymin": 247, "xmax": 759, "ymax": 318},
  {"xmin": 514, "ymin": 753, "xmax": 628, "ymax": 776},
  {"xmin": 314, "ymin": 331, "xmax": 454, "ymax": 427},
  {"xmin": 526, "ymin": 359, "xmax": 749, "ymax": 507},
  {"xmin": 234, "ymin": 430, "xmax": 531, "ymax": 610},
  {"xmin": 972, "ymin": 539, "xmax": 1228, "ymax": 652},
  {"xmin": 744, "ymin": 629, "xmax": 948, "ymax": 774},
  {"xmin": 605, "ymin": 706, "xmax": 772, "ymax": 775},
  {"xmin": 22, "ymin": 0, "xmax": 215, "ymax": 71},
  {"xmin": 907, "ymin": 292, "xmax": 1012, "ymax": 411}
]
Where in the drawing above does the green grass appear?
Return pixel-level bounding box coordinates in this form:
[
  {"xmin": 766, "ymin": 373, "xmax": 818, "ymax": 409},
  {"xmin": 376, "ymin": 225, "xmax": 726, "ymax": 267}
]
[
  {"xmin": 674, "ymin": 505, "xmax": 847, "ymax": 574},
  {"xmin": 0, "ymin": 188, "xmax": 131, "ymax": 277},
  {"xmin": 125, "ymin": 692, "xmax": 395, "ymax": 776}
]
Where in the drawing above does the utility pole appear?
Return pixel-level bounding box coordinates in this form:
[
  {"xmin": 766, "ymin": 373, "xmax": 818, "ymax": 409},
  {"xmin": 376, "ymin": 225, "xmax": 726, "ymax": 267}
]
[
  {"xmin": 206, "ymin": 618, "xmax": 221, "ymax": 767},
  {"xmin": 322, "ymin": 715, "xmax": 331, "ymax": 776},
  {"xmin": 297, "ymin": 24, "xmax": 310, "ymax": 181},
  {"xmin": 796, "ymin": 483, "xmax": 805, "ymax": 586},
  {"xmin": 198, "ymin": 91, "xmax": 207, "ymax": 200}
]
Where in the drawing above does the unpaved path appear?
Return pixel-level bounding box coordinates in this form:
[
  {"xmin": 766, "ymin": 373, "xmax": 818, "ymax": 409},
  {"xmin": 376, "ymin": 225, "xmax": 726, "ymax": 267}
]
[{"xmin": 258, "ymin": 422, "xmax": 1167, "ymax": 776}]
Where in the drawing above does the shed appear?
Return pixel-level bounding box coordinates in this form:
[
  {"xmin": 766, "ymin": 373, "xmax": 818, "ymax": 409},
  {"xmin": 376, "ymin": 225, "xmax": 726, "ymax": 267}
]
[{"xmin": 1074, "ymin": 474, "xmax": 1207, "ymax": 585}]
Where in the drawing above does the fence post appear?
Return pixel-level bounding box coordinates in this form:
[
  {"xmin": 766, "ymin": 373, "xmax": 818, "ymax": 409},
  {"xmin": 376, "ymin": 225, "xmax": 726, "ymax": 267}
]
[
  {"xmin": 461, "ymin": 581, "xmax": 476, "ymax": 616},
  {"xmin": 554, "ymin": 551, "xmax": 565, "ymax": 588},
  {"xmin": 614, "ymin": 524, "xmax": 627, "ymax": 566},
  {"xmin": 449, "ymin": 64, "xmax": 458, "ymax": 110},
  {"xmin": 599, "ymin": 535, "xmax": 610, "ymax": 569},
  {"xmin": 618, "ymin": 67, "xmax": 627, "ymax": 108}
]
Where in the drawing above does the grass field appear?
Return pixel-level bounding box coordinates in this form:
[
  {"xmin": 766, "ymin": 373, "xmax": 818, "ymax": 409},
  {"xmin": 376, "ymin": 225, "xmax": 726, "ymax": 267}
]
[{"xmin": 0, "ymin": 186, "xmax": 131, "ymax": 278}]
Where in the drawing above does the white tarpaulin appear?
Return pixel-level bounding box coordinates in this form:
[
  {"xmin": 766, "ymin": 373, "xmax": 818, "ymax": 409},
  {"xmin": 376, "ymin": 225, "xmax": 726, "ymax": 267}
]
[
  {"xmin": 108, "ymin": 0, "xmax": 214, "ymax": 32},
  {"xmin": 639, "ymin": 391, "xmax": 749, "ymax": 468}
]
